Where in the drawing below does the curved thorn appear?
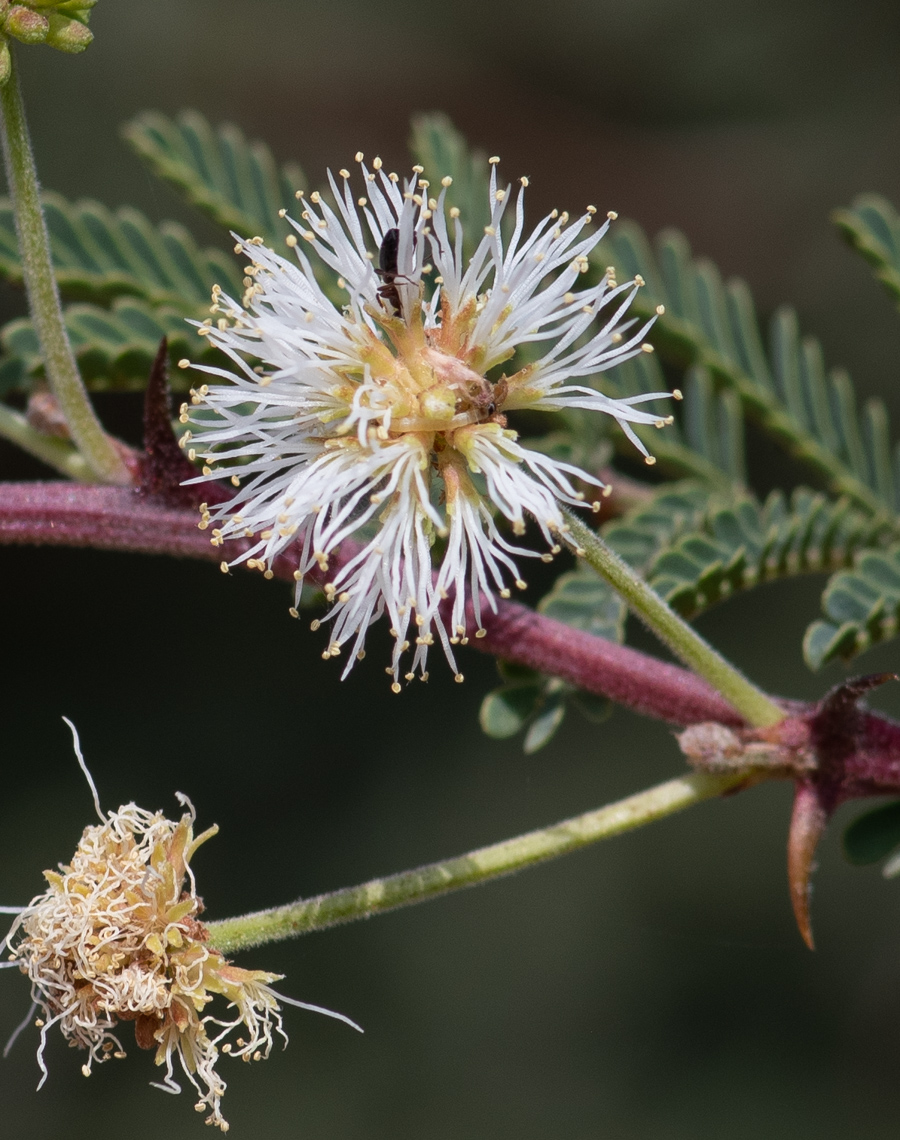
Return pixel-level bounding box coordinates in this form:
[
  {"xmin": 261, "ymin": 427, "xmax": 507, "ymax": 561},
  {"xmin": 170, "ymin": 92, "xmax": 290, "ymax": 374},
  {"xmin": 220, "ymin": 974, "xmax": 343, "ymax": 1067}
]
[{"xmin": 787, "ymin": 781, "xmax": 828, "ymax": 950}]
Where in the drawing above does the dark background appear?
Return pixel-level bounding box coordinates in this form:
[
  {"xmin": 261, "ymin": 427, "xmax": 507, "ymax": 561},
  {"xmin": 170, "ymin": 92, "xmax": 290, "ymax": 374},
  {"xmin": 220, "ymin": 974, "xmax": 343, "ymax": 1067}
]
[{"xmin": 2, "ymin": 2, "xmax": 900, "ymax": 1137}]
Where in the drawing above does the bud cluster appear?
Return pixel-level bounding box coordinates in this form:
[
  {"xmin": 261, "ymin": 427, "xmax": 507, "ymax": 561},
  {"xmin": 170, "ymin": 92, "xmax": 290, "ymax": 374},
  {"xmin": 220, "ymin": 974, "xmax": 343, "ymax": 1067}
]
[{"xmin": 0, "ymin": 0, "xmax": 95, "ymax": 82}]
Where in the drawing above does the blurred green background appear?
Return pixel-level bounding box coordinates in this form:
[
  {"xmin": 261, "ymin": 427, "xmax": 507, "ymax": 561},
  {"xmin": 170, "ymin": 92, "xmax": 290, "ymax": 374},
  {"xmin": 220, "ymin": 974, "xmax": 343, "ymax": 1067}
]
[{"xmin": 3, "ymin": 1, "xmax": 900, "ymax": 1137}]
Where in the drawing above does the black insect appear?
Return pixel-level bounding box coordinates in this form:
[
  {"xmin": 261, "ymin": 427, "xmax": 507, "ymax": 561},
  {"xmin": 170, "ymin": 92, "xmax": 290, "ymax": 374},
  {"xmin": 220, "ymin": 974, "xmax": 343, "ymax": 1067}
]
[{"xmin": 375, "ymin": 227, "xmax": 406, "ymax": 315}]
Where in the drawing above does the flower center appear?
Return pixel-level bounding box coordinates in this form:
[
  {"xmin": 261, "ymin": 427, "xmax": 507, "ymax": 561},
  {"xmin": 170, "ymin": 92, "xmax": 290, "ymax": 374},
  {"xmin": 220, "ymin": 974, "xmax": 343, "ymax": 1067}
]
[{"xmin": 357, "ymin": 331, "xmax": 506, "ymax": 441}]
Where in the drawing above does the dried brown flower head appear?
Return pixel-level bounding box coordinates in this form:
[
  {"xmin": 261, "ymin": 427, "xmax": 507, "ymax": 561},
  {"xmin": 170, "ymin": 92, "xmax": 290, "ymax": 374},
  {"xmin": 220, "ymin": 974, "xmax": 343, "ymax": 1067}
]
[{"xmin": 3, "ymin": 721, "xmax": 361, "ymax": 1131}]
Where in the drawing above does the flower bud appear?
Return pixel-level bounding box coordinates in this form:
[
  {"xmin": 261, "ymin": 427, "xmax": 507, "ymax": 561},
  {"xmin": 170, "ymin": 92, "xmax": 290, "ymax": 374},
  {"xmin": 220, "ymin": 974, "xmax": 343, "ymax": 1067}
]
[
  {"xmin": 0, "ymin": 38, "xmax": 9, "ymax": 83},
  {"xmin": 45, "ymin": 10, "xmax": 91, "ymax": 51},
  {"xmin": 4, "ymin": 6, "xmax": 49, "ymax": 43}
]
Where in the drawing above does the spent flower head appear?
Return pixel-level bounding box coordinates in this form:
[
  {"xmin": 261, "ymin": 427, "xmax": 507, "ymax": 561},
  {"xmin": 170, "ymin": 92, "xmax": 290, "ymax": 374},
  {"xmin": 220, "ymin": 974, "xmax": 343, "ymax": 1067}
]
[
  {"xmin": 0, "ymin": 0, "xmax": 95, "ymax": 81},
  {"xmin": 3, "ymin": 721, "xmax": 361, "ymax": 1132},
  {"xmin": 183, "ymin": 154, "xmax": 674, "ymax": 689}
]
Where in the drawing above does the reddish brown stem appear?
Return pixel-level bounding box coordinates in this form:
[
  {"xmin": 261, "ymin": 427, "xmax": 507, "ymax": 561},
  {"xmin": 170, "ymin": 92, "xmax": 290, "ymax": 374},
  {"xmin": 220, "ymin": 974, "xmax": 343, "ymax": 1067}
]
[{"xmin": 0, "ymin": 480, "xmax": 742, "ymax": 727}]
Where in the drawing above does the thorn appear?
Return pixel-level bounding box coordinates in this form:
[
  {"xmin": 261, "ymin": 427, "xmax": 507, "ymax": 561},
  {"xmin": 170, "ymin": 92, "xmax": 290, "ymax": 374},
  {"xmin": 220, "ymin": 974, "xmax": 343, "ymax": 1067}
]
[
  {"xmin": 138, "ymin": 339, "xmax": 230, "ymax": 509},
  {"xmin": 787, "ymin": 781, "xmax": 828, "ymax": 951},
  {"xmin": 138, "ymin": 339, "xmax": 201, "ymax": 506},
  {"xmin": 817, "ymin": 673, "xmax": 899, "ymax": 718}
]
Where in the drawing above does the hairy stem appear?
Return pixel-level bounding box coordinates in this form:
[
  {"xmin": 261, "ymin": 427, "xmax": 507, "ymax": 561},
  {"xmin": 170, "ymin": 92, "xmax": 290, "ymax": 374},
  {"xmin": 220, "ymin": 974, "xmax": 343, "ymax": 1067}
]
[
  {"xmin": 0, "ymin": 403, "xmax": 91, "ymax": 479},
  {"xmin": 0, "ymin": 51, "xmax": 130, "ymax": 485},
  {"xmin": 206, "ymin": 770, "xmax": 746, "ymax": 953},
  {"xmin": 563, "ymin": 510, "xmax": 784, "ymax": 728},
  {"xmin": 0, "ymin": 483, "xmax": 747, "ymax": 726}
]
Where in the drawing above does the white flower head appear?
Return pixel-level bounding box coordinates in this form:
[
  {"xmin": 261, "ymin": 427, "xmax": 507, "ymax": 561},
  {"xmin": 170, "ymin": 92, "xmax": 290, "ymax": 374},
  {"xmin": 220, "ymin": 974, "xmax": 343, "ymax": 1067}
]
[{"xmin": 183, "ymin": 154, "xmax": 673, "ymax": 688}]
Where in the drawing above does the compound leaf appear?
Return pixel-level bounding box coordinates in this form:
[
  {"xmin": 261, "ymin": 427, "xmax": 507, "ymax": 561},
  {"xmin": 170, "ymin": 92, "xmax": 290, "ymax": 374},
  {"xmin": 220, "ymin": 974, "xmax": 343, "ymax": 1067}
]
[
  {"xmin": 2, "ymin": 298, "xmax": 214, "ymax": 391},
  {"xmin": 123, "ymin": 109, "xmax": 306, "ymax": 246},
  {"xmin": 843, "ymin": 801, "xmax": 900, "ymax": 865},
  {"xmin": 596, "ymin": 220, "xmax": 900, "ymax": 525},
  {"xmin": 805, "ymin": 544, "xmax": 900, "ymax": 668},
  {"xmin": 0, "ymin": 191, "xmax": 242, "ymax": 310},
  {"xmin": 833, "ymin": 194, "xmax": 900, "ymax": 311},
  {"xmin": 409, "ymin": 112, "xmax": 491, "ymax": 259}
]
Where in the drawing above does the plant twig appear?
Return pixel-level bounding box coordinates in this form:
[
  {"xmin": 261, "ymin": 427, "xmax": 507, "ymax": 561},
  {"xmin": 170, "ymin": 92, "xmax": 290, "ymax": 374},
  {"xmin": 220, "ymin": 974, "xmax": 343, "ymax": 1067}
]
[
  {"xmin": 563, "ymin": 510, "xmax": 785, "ymax": 728},
  {"xmin": 0, "ymin": 403, "xmax": 91, "ymax": 479},
  {"xmin": 206, "ymin": 770, "xmax": 747, "ymax": 953},
  {"xmin": 0, "ymin": 49, "xmax": 130, "ymax": 485}
]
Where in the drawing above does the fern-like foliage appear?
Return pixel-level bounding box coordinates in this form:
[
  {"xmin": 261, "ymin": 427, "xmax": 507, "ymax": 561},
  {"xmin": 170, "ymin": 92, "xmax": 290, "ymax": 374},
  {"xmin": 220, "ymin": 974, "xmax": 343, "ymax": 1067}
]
[
  {"xmin": 481, "ymin": 484, "xmax": 715, "ymax": 751},
  {"xmin": 122, "ymin": 110, "xmax": 306, "ymax": 246},
  {"xmin": 2, "ymin": 299, "xmax": 214, "ymax": 391},
  {"xmin": 805, "ymin": 545, "xmax": 900, "ymax": 668},
  {"xmin": 596, "ymin": 221, "xmax": 900, "ymax": 525},
  {"xmin": 0, "ymin": 192, "xmax": 243, "ymax": 309},
  {"xmin": 649, "ymin": 487, "xmax": 886, "ymax": 619},
  {"xmin": 548, "ymin": 486, "xmax": 884, "ymax": 640},
  {"xmin": 409, "ymin": 113, "xmax": 492, "ymax": 262},
  {"xmin": 3, "ymin": 108, "xmax": 898, "ymax": 685},
  {"xmin": 833, "ymin": 194, "xmax": 900, "ymax": 311},
  {"xmin": 608, "ymin": 356, "xmax": 746, "ymax": 486},
  {"xmin": 479, "ymin": 661, "xmax": 612, "ymax": 755},
  {"xmin": 485, "ymin": 482, "xmax": 887, "ymax": 749}
]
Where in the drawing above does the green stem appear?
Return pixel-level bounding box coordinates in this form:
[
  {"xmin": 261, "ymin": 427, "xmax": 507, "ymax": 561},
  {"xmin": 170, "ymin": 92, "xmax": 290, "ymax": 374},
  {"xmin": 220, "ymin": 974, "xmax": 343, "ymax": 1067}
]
[
  {"xmin": 0, "ymin": 402, "xmax": 92, "ymax": 479},
  {"xmin": 206, "ymin": 769, "xmax": 746, "ymax": 954},
  {"xmin": 0, "ymin": 50, "xmax": 129, "ymax": 485},
  {"xmin": 563, "ymin": 510, "xmax": 784, "ymax": 728}
]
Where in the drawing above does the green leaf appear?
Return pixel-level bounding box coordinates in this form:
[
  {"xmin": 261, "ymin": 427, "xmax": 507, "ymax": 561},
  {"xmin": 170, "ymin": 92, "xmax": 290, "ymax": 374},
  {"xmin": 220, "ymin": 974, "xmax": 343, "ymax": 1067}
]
[
  {"xmin": 647, "ymin": 488, "xmax": 884, "ymax": 622},
  {"xmin": 482, "ymin": 482, "xmax": 725, "ymax": 752},
  {"xmin": 0, "ymin": 354, "xmax": 27, "ymax": 396},
  {"xmin": 479, "ymin": 683, "xmax": 544, "ymax": 738},
  {"xmin": 608, "ymin": 356, "xmax": 745, "ymax": 485},
  {"xmin": 603, "ymin": 484, "xmax": 714, "ymax": 568},
  {"xmin": 804, "ymin": 544, "xmax": 900, "ymax": 668},
  {"xmin": 123, "ymin": 109, "xmax": 306, "ymax": 246},
  {"xmin": 537, "ymin": 478, "xmax": 884, "ymax": 670},
  {"xmin": 408, "ymin": 112, "xmax": 491, "ymax": 260},
  {"xmin": 596, "ymin": 220, "xmax": 900, "ymax": 524},
  {"xmin": 538, "ymin": 564, "xmax": 627, "ymax": 642},
  {"xmin": 833, "ymin": 194, "xmax": 900, "ymax": 311},
  {"xmin": 569, "ymin": 690, "xmax": 613, "ymax": 724},
  {"xmin": 538, "ymin": 483, "xmax": 714, "ymax": 647},
  {"xmin": 843, "ymin": 801, "xmax": 900, "ymax": 865},
  {"xmin": 1, "ymin": 298, "xmax": 213, "ymax": 391},
  {"xmin": 523, "ymin": 700, "xmax": 567, "ymax": 754},
  {"xmin": 0, "ymin": 191, "xmax": 243, "ymax": 309}
]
